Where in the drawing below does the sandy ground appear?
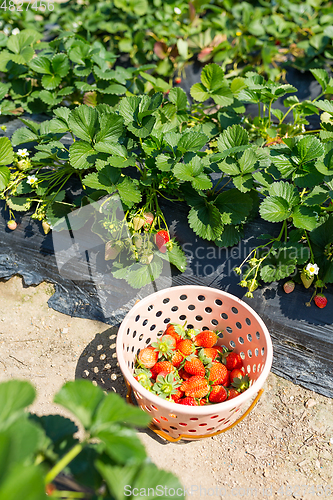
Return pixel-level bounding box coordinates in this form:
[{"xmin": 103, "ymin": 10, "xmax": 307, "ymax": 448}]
[{"xmin": 0, "ymin": 276, "xmax": 332, "ymax": 500}]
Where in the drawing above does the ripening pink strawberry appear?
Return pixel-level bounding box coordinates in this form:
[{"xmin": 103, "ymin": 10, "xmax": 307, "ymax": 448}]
[{"xmin": 283, "ymin": 280, "xmax": 295, "ymax": 294}]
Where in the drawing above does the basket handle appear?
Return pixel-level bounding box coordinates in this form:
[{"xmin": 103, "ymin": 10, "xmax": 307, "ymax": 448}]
[{"xmin": 125, "ymin": 381, "xmax": 264, "ymax": 442}]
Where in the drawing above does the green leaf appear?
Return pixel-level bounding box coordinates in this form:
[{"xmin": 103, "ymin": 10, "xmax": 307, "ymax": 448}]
[
  {"xmin": 260, "ymin": 253, "xmax": 296, "ymax": 282},
  {"xmin": 303, "ymin": 186, "xmax": 329, "ymax": 206},
  {"xmin": 201, "ymin": 63, "xmax": 225, "ymax": 92},
  {"xmin": 91, "ymin": 392, "xmax": 150, "ymax": 434},
  {"xmin": 0, "ymin": 137, "xmax": 13, "ymax": 165},
  {"xmin": 168, "ymin": 88, "xmax": 188, "ymax": 110},
  {"xmin": 268, "ymin": 181, "xmax": 299, "ymax": 206},
  {"xmin": 190, "ymin": 83, "xmax": 210, "ymax": 102},
  {"xmin": 155, "ymin": 154, "xmax": 174, "ymax": 172},
  {"xmin": 54, "ymin": 380, "xmax": 105, "ymax": 430},
  {"xmin": 259, "ymin": 196, "xmax": 290, "ymax": 222},
  {"xmin": 0, "ymin": 464, "xmax": 46, "ymax": 500},
  {"xmin": 52, "ymin": 53, "xmax": 70, "ymax": 78},
  {"xmin": 315, "ymin": 99, "xmax": 333, "ymax": 114},
  {"xmin": 166, "ymin": 241, "xmax": 187, "ymax": 272},
  {"xmin": 131, "ymin": 463, "xmax": 185, "ymax": 500},
  {"xmin": 97, "ymin": 427, "xmax": 147, "ymax": 465},
  {"xmin": 6, "ymin": 197, "xmax": 31, "ymax": 212},
  {"xmin": 310, "ymin": 69, "xmax": 329, "ymax": 92},
  {"xmin": 215, "ymin": 225, "xmax": 244, "ymax": 247},
  {"xmin": 173, "ymin": 156, "xmax": 212, "ymax": 190},
  {"xmin": 127, "ymin": 115, "xmax": 156, "ymax": 138},
  {"xmin": 292, "ymin": 205, "xmax": 318, "ymax": 231},
  {"xmin": 217, "ymin": 125, "xmax": 248, "ymax": 151},
  {"xmin": 68, "ymin": 105, "xmax": 98, "ymax": 142},
  {"xmin": 188, "ymin": 203, "xmax": 223, "ymax": 240},
  {"xmin": 233, "ymin": 173, "xmax": 253, "ymax": 192},
  {"xmin": 29, "ymin": 55, "xmax": 52, "ymax": 74},
  {"xmin": 116, "ymin": 177, "xmax": 142, "ymax": 207},
  {"xmin": 296, "ymin": 136, "xmax": 324, "ymax": 164},
  {"xmin": 82, "ymin": 172, "xmax": 107, "ymax": 191},
  {"xmin": 46, "ymin": 202, "xmax": 72, "ymax": 228},
  {"xmin": 118, "ymin": 96, "xmax": 141, "ymax": 124},
  {"xmin": 95, "ymin": 113, "xmax": 123, "ymax": 144},
  {"xmin": 215, "ymin": 189, "xmax": 253, "ymax": 225},
  {"xmin": 125, "ymin": 258, "xmax": 163, "ymax": 288},
  {"xmin": 238, "ymin": 148, "xmax": 258, "ymax": 174},
  {"xmin": 177, "ymin": 132, "xmax": 208, "ymax": 153},
  {"xmin": 69, "ymin": 142, "xmax": 97, "ymax": 170},
  {"xmin": 0, "ymin": 381, "xmax": 35, "ymax": 428},
  {"xmin": 99, "ymin": 83, "xmax": 127, "ymax": 95},
  {"xmin": 0, "ymin": 167, "xmax": 10, "ymax": 191},
  {"xmin": 95, "ymin": 463, "xmax": 139, "ymax": 500}
]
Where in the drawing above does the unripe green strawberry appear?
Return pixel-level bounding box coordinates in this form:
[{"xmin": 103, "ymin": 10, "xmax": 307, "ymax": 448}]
[
  {"xmin": 42, "ymin": 221, "xmax": 51, "ymax": 235},
  {"xmin": 132, "ymin": 216, "xmax": 145, "ymax": 231},
  {"xmin": 105, "ymin": 241, "xmax": 121, "ymax": 260},
  {"xmin": 283, "ymin": 280, "xmax": 295, "ymax": 294},
  {"xmin": 300, "ymin": 271, "xmax": 313, "ymax": 289}
]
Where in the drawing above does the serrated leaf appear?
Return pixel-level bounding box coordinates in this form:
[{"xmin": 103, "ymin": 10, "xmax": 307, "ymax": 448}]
[
  {"xmin": 292, "ymin": 205, "xmax": 318, "ymax": 231},
  {"xmin": 69, "ymin": 141, "xmax": 97, "ymax": 170},
  {"xmin": 259, "ymin": 196, "xmax": 290, "ymax": 222},
  {"xmin": 177, "ymin": 132, "xmax": 208, "ymax": 153},
  {"xmin": 99, "ymin": 83, "xmax": 127, "ymax": 95},
  {"xmin": 118, "ymin": 96, "xmax": 141, "ymax": 124},
  {"xmin": 52, "ymin": 53, "xmax": 70, "ymax": 78},
  {"xmin": 215, "ymin": 189, "xmax": 252, "ymax": 225},
  {"xmin": 173, "ymin": 156, "xmax": 212, "ymax": 190},
  {"xmin": 190, "ymin": 83, "xmax": 210, "ymax": 102},
  {"xmin": 29, "ymin": 55, "xmax": 52, "ymax": 74},
  {"xmin": 11, "ymin": 127, "xmax": 38, "ymax": 147},
  {"xmin": 296, "ymin": 136, "xmax": 324, "ymax": 164},
  {"xmin": 233, "ymin": 173, "xmax": 253, "ymax": 192},
  {"xmin": 166, "ymin": 241, "xmax": 187, "ymax": 272},
  {"xmin": 310, "ymin": 68, "xmax": 329, "ymax": 92},
  {"xmin": 7, "ymin": 197, "xmax": 31, "ymax": 212},
  {"xmin": 268, "ymin": 181, "xmax": 299, "ymax": 206},
  {"xmin": 54, "ymin": 107, "xmax": 70, "ymax": 123},
  {"xmin": 168, "ymin": 87, "xmax": 188, "ymax": 110},
  {"xmin": 0, "ymin": 137, "xmax": 13, "ymax": 166},
  {"xmin": 68, "ymin": 105, "xmax": 98, "ymax": 142},
  {"xmin": 156, "ymin": 154, "xmax": 174, "ymax": 172},
  {"xmin": 0, "ymin": 380, "xmax": 35, "ymax": 428},
  {"xmin": 188, "ymin": 203, "xmax": 223, "ymax": 240},
  {"xmin": 82, "ymin": 172, "xmax": 107, "ymax": 191},
  {"xmin": 42, "ymin": 74, "xmax": 61, "ymax": 90},
  {"xmin": 125, "ymin": 258, "xmax": 163, "ymax": 288},
  {"xmin": 127, "ymin": 115, "xmax": 156, "ymax": 138},
  {"xmin": 238, "ymin": 148, "xmax": 257, "ymax": 174},
  {"xmin": 215, "ymin": 225, "xmax": 244, "ymax": 247},
  {"xmin": 116, "ymin": 177, "xmax": 141, "ymax": 207},
  {"xmin": 217, "ymin": 125, "xmax": 248, "ymax": 151},
  {"xmin": 46, "ymin": 202, "xmax": 72, "ymax": 228},
  {"xmin": 315, "ymin": 99, "xmax": 333, "ymax": 114},
  {"xmin": 0, "ymin": 167, "xmax": 10, "ymax": 191},
  {"xmin": 201, "ymin": 63, "xmax": 225, "ymax": 92},
  {"xmin": 303, "ymin": 186, "xmax": 329, "ymax": 206}
]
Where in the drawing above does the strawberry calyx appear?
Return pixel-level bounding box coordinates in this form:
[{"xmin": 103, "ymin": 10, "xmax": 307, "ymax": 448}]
[
  {"xmin": 151, "ymin": 336, "xmax": 176, "ymax": 358},
  {"xmin": 231, "ymin": 373, "xmax": 250, "ymax": 392},
  {"xmin": 134, "ymin": 368, "xmax": 153, "ymax": 389},
  {"xmin": 152, "ymin": 372, "xmax": 181, "ymax": 399}
]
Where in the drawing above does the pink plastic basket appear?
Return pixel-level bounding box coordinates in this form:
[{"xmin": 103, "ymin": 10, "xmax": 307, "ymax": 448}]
[{"xmin": 116, "ymin": 285, "xmax": 273, "ymax": 441}]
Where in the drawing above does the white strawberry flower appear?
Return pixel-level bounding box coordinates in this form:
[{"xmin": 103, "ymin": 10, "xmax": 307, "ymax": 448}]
[
  {"xmin": 306, "ymin": 263, "xmax": 319, "ymax": 276},
  {"xmin": 174, "ymin": 7, "xmax": 182, "ymax": 14},
  {"xmin": 27, "ymin": 175, "xmax": 38, "ymax": 185},
  {"xmin": 17, "ymin": 148, "xmax": 29, "ymax": 158},
  {"xmin": 12, "ymin": 28, "xmax": 20, "ymax": 35}
]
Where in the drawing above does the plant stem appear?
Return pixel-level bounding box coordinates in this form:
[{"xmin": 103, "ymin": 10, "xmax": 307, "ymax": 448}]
[
  {"xmin": 305, "ymin": 230, "xmax": 315, "ymax": 263},
  {"xmin": 268, "ymin": 99, "xmax": 273, "ymax": 128},
  {"xmin": 45, "ymin": 443, "xmax": 84, "ymax": 485}
]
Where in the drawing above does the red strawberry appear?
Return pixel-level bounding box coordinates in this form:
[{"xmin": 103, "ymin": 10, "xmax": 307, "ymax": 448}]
[
  {"xmin": 227, "ymin": 388, "xmax": 240, "ymax": 400},
  {"xmin": 314, "ymin": 293, "xmax": 327, "ymax": 308},
  {"xmin": 200, "ymin": 347, "xmax": 218, "ymax": 363},
  {"xmin": 230, "ymin": 368, "xmax": 250, "ymax": 392},
  {"xmin": 164, "ymin": 323, "xmax": 186, "ymax": 343},
  {"xmin": 184, "ymin": 356, "xmax": 205, "ymax": 377},
  {"xmin": 283, "ymin": 280, "xmax": 295, "ymax": 294},
  {"xmin": 170, "ymin": 350, "xmax": 185, "ymax": 368},
  {"xmin": 208, "ymin": 362, "xmax": 229, "ymax": 386},
  {"xmin": 178, "ymin": 397, "xmax": 198, "ymax": 406},
  {"xmin": 175, "ymin": 77, "xmax": 182, "ymax": 84},
  {"xmin": 143, "ymin": 212, "xmax": 154, "ymax": 230},
  {"xmin": 177, "ymin": 339, "xmax": 196, "ymax": 356},
  {"xmin": 7, "ymin": 220, "xmax": 17, "ymax": 231},
  {"xmin": 151, "ymin": 335, "xmax": 176, "ymax": 358},
  {"xmin": 137, "ymin": 347, "xmax": 158, "ymax": 368},
  {"xmin": 154, "ymin": 230, "xmax": 170, "ymax": 253},
  {"xmin": 275, "ymin": 40, "xmax": 281, "ymax": 46},
  {"xmin": 171, "ymin": 388, "xmax": 184, "ymax": 402},
  {"xmin": 209, "ymin": 385, "xmax": 228, "ymax": 403},
  {"xmin": 195, "ymin": 330, "xmax": 218, "ymax": 348},
  {"xmin": 230, "ymin": 367, "xmax": 245, "ymax": 379},
  {"xmin": 178, "ymin": 368, "xmax": 192, "ymax": 380},
  {"xmin": 180, "ymin": 376, "xmax": 210, "ymax": 398},
  {"xmin": 225, "ymin": 352, "xmax": 243, "ymax": 371},
  {"xmin": 151, "ymin": 361, "xmax": 175, "ymax": 378}
]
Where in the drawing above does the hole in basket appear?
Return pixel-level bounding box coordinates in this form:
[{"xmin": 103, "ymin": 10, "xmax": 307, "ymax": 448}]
[
  {"xmin": 170, "ymin": 426, "xmax": 177, "ymax": 430},
  {"xmin": 211, "ymin": 415, "xmax": 219, "ymax": 419},
  {"xmin": 179, "ymin": 295, "xmax": 187, "ymax": 301},
  {"xmin": 247, "ymin": 365, "xmax": 251, "ymax": 373},
  {"xmin": 247, "ymin": 333, "xmax": 252, "ymax": 342},
  {"xmin": 218, "ymin": 331, "xmax": 224, "ymax": 338},
  {"xmin": 211, "ymin": 319, "xmax": 219, "ymax": 326},
  {"xmin": 136, "ymin": 348, "xmax": 140, "ymax": 357},
  {"xmin": 131, "ymin": 361, "xmax": 134, "ymax": 369},
  {"xmin": 196, "ymin": 315, "xmax": 203, "ymax": 322},
  {"xmin": 253, "ymin": 364, "xmax": 256, "ymax": 373},
  {"xmin": 154, "ymin": 418, "xmax": 160, "ymax": 423},
  {"xmin": 257, "ymin": 363, "xmax": 261, "ymax": 372},
  {"xmin": 188, "ymin": 304, "xmax": 195, "ymax": 311},
  {"xmin": 256, "ymin": 331, "xmax": 260, "ymax": 339},
  {"xmin": 126, "ymin": 345, "xmax": 129, "ymax": 352},
  {"xmin": 163, "ymin": 298, "xmax": 170, "ymax": 304},
  {"xmin": 198, "ymin": 295, "xmax": 206, "ymax": 301},
  {"xmin": 145, "ymin": 337, "xmax": 151, "ymax": 345},
  {"xmin": 236, "ymin": 322, "xmax": 242, "ymax": 329},
  {"xmin": 261, "ymin": 364, "xmax": 264, "ymax": 372},
  {"xmin": 226, "ymin": 326, "xmax": 233, "ymax": 334},
  {"xmin": 150, "ymin": 324, "xmax": 156, "ymax": 331},
  {"xmin": 143, "ymin": 319, "xmax": 148, "ymax": 326},
  {"xmin": 179, "ymin": 423, "xmax": 187, "ymax": 427},
  {"xmin": 246, "ymin": 317, "xmax": 251, "ymax": 325},
  {"xmin": 205, "ymin": 307, "xmax": 212, "ymax": 313},
  {"xmin": 133, "ymin": 330, "xmax": 137, "ymax": 338},
  {"xmin": 135, "ymin": 315, "xmax": 140, "ymax": 322},
  {"xmin": 218, "ymin": 418, "xmax": 225, "ymax": 423},
  {"xmin": 230, "ymin": 340, "xmax": 236, "ymax": 348},
  {"xmin": 240, "ymin": 351, "xmax": 245, "ymax": 359},
  {"xmin": 215, "ymin": 299, "xmax": 222, "ymax": 306},
  {"xmin": 255, "ymin": 348, "xmax": 259, "ymax": 357},
  {"xmin": 190, "ymin": 417, "xmax": 198, "ymax": 421},
  {"xmin": 261, "ymin": 347, "xmax": 265, "ymax": 355},
  {"xmin": 151, "ymin": 405, "xmax": 158, "ymax": 410},
  {"xmin": 148, "ymin": 304, "xmax": 154, "ymax": 311},
  {"xmin": 179, "ymin": 314, "xmax": 186, "ymax": 321},
  {"xmin": 248, "ymin": 349, "xmax": 252, "ymax": 358},
  {"xmin": 134, "ymin": 391, "xmax": 141, "ymax": 399},
  {"xmin": 188, "ymin": 429, "xmax": 196, "ymax": 433},
  {"xmin": 169, "ymin": 414, "xmax": 177, "ymax": 419},
  {"xmin": 171, "ymin": 306, "xmax": 179, "ymax": 312},
  {"xmin": 202, "ymin": 326, "xmax": 209, "ymax": 331},
  {"xmin": 164, "ymin": 318, "xmax": 170, "ymax": 324},
  {"xmin": 187, "ymin": 324, "xmax": 194, "ymax": 329},
  {"xmin": 145, "ymin": 406, "xmax": 151, "ymax": 412},
  {"xmin": 221, "ymin": 313, "xmax": 228, "ymax": 320},
  {"xmin": 199, "ymin": 423, "xmax": 207, "ymax": 426},
  {"xmin": 162, "ymin": 428, "xmax": 169, "ymax": 433},
  {"xmin": 224, "ymin": 420, "xmax": 230, "ymax": 426},
  {"xmin": 127, "ymin": 328, "xmax": 130, "ymax": 336},
  {"xmin": 161, "ymin": 416, "xmax": 168, "ymax": 421},
  {"xmin": 238, "ymin": 337, "xmax": 244, "ymax": 344},
  {"xmin": 157, "ymin": 331, "xmax": 163, "ymax": 337},
  {"xmin": 231, "ymin": 307, "xmax": 238, "ymax": 314},
  {"xmin": 156, "ymin": 311, "xmax": 162, "ymax": 317},
  {"xmin": 207, "ymin": 427, "xmax": 215, "ymax": 431}
]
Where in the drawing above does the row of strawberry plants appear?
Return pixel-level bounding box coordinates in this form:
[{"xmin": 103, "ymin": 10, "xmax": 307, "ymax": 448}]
[
  {"xmin": 0, "ymin": 0, "xmax": 332, "ymax": 81},
  {"xmin": 1, "ymin": 63, "xmax": 333, "ymax": 302}
]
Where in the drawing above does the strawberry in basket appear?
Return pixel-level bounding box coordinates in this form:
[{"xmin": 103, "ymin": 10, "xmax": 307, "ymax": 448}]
[{"xmin": 134, "ymin": 323, "xmax": 250, "ymax": 405}]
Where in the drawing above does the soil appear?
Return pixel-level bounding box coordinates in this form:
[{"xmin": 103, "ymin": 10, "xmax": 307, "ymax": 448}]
[{"xmin": 0, "ymin": 276, "xmax": 332, "ymax": 500}]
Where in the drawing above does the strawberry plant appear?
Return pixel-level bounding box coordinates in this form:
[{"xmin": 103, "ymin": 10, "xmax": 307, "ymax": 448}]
[{"xmin": 0, "ymin": 379, "xmax": 184, "ymax": 499}]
